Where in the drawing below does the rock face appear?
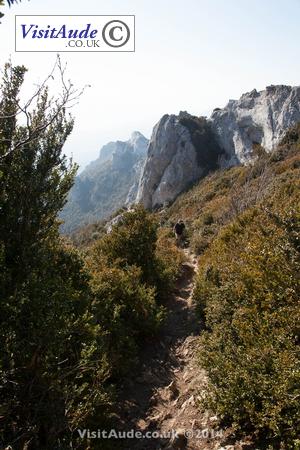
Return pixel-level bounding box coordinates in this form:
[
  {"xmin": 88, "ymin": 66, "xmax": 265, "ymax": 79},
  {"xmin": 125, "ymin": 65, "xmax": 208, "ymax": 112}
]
[
  {"xmin": 60, "ymin": 132, "xmax": 148, "ymax": 233},
  {"xmin": 211, "ymin": 85, "xmax": 300, "ymax": 164},
  {"xmin": 136, "ymin": 85, "xmax": 300, "ymax": 208},
  {"xmin": 136, "ymin": 112, "xmax": 223, "ymax": 209}
]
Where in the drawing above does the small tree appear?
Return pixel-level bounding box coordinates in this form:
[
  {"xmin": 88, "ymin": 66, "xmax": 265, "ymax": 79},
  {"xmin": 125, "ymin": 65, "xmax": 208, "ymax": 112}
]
[
  {"xmin": 0, "ymin": 58, "xmax": 79, "ymax": 291},
  {"xmin": 0, "ymin": 60, "xmax": 112, "ymax": 449}
]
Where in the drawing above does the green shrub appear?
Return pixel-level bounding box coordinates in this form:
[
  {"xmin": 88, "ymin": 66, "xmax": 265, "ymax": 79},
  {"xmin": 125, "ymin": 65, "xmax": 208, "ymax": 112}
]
[
  {"xmin": 155, "ymin": 226, "xmax": 186, "ymax": 290},
  {"xmin": 194, "ymin": 197, "xmax": 300, "ymax": 446},
  {"xmin": 0, "ymin": 240, "xmax": 112, "ymax": 449},
  {"xmin": 202, "ymin": 212, "xmax": 214, "ymax": 225},
  {"xmin": 92, "ymin": 206, "xmax": 182, "ymax": 300},
  {"xmin": 90, "ymin": 264, "xmax": 164, "ymax": 377},
  {"xmin": 92, "ymin": 206, "xmax": 158, "ymax": 283},
  {"xmin": 85, "ymin": 206, "xmax": 185, "ymax": 378}
]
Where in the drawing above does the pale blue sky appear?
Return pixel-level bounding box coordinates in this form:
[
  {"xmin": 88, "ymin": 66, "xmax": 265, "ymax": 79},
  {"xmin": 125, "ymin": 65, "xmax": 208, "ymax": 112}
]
[{"xmin": 1, "ymin": 0, "xmax": 300, "ymax": 168}]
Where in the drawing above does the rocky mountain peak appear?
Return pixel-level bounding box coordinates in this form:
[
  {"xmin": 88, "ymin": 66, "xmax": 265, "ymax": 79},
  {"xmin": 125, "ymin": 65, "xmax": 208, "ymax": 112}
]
[
  {"xmin": 136, "ymin": 85, "xmax": 300, "ymax": 209},
  {"xmin": 210, "ymin": 85, "xmax": 300, "ymax": 164},
  {"xmin": 130, "ymin": 130, "xmax": 146, "ymax": 141},
  {"xmin": 136, "ymin": 113, "xmax": 223, "ymax": 209},
  {"xmin": 128, "ymin": 131, "xmax": 149, "ymax": 155}
]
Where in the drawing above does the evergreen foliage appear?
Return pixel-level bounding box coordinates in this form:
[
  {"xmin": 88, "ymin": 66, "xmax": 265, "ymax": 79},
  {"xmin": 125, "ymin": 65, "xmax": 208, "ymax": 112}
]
[{"xmin": 0, "ymin": 63, "xmax": 179, "ymax": 449}]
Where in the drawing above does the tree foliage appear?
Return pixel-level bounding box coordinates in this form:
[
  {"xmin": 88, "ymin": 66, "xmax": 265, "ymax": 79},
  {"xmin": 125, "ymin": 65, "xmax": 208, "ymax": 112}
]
[{"xmin": 0, "ymin": 61, "xmax": 108, "ymax": 449}]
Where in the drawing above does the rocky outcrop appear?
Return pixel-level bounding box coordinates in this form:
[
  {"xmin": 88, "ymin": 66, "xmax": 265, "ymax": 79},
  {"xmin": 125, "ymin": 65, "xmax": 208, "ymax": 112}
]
[
  {"xmin": 125, "ymin": 156, "xmax": 146, "ymax": 205},
  {"xmin": 136, "ymin": 85, "xmax": 300, "ymax": 208},
  {"xmin": 60, "ymin": 132, "xmax": 148, "ymax": 233},
  {"xmin": 136, "ymin": 113, "xmax": 223, "ymax": 209},
  {"xmin": 211, "ymin": 85, "xmax": 300, "ymax": 164}
]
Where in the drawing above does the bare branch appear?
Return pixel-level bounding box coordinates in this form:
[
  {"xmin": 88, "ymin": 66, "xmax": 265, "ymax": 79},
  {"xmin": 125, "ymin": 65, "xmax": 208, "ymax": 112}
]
[{"xmin": 0, "ymin": 55, "xmax": 88, "ymax": 160}]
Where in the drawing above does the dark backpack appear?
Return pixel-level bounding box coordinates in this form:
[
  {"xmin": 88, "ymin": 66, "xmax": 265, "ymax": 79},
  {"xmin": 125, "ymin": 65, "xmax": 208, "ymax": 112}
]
[{"xmin": 175, "ymin": 222, "xmax": 185, "ymax": 235}]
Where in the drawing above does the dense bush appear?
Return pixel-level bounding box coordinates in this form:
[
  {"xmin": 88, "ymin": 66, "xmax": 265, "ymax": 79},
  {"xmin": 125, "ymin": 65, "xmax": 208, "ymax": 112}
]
[
  {"xmin": 89, "ymin": 264, "xmax": 164, "ymax": 377},
  {"xmin": 92, "ymin": 206, "xmax": 183, "ymax": 300},
  {"xmin": 193, "ymin": 191, "xmax": 300, "ymax": 446},
  {"xmin": 155, "ymin": 226, "xmax": 186, "ymax": 289},
  {"xmin": 92, "ymin": 206, "xmax": 157, "ymax": 282},
  {"xmin": 0, "ymin": 240, "xmax": 113, "ymax": 449},
  {"xmin": 80, "ymin": 207, "xmax": 184, "ymax": 387}
]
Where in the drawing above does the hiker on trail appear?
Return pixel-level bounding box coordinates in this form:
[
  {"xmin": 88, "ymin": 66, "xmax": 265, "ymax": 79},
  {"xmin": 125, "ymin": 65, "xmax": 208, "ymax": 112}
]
[{"xmin": 174, "ymin": 219, "xmax": 186, "ymax": 247}]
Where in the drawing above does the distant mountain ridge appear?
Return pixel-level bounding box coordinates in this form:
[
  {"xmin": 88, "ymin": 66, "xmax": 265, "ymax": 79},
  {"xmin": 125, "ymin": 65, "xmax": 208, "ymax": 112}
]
[
  {"xmin": 60, "ymin": 131, "xmax": 148, "ymax": 233},
  {"xmin": 61, "ymin": 85, "xmax": 300, "ymax": 233}
]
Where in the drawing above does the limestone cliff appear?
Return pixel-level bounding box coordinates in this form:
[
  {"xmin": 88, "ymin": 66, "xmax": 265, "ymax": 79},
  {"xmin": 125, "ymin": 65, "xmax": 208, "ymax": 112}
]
[
  {"xmin": 211, "ymin": 85, "xmax": 300, "ymax": 164},
  {"xmin": 136, "ymin": 112, "xmax": 223, "ymax": 209},
  {"xmin": 136, "ymin": 85, "xmax": 300, "ymax": 208}
]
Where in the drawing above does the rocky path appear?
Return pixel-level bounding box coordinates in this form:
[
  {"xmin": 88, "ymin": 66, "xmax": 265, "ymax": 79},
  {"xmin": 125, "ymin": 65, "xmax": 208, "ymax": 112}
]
[{"xmin": 116, "ymin": 251, "xmax": 240, "ymax": 450}]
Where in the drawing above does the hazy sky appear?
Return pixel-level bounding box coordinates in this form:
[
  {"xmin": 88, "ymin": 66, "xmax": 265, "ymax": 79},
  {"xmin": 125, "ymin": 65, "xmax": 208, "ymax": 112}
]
[{"xmin": 1, "ymin": 0, "xmax": 300, "ymax": 169}]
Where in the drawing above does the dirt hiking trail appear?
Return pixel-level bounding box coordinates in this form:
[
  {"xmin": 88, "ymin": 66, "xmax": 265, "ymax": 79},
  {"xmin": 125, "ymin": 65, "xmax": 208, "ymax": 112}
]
[{"xmin": 116, "ymin": 250, "xmax": 249, "ymax": 450}]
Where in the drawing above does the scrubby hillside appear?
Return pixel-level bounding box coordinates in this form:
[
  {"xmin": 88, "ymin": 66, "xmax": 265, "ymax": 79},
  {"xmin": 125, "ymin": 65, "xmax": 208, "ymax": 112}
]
[
  {"xmin": 2, "ymin": 51, "xmax": 300, "ymax": 450},
  {"xmin": 162, "ymin": 124, "xmax": 300, "ymax": 447},
  {"xmin": 164, "ymin": 126, "xmax": 300, "ymax": 254}
]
